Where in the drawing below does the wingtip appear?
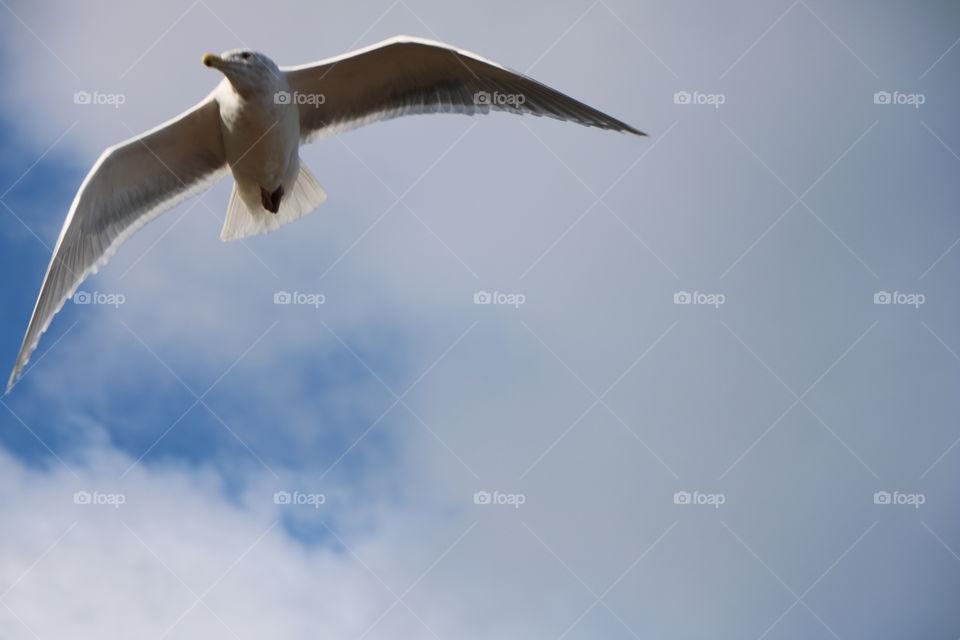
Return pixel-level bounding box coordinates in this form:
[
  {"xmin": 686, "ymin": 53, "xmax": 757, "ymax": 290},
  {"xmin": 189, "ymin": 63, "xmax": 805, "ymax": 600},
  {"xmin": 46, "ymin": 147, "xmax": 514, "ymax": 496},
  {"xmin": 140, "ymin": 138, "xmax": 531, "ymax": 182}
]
[
  {"xmin": 6, "ymin": 357, "xmax": 24, "ymax": 394},
  {"xmin": 7, "ymin": 333, "xmax": 35, "ymax": 396},
  {"xmin": 610, "ymin": 121, "xmax": 645, "ymax": 136}
]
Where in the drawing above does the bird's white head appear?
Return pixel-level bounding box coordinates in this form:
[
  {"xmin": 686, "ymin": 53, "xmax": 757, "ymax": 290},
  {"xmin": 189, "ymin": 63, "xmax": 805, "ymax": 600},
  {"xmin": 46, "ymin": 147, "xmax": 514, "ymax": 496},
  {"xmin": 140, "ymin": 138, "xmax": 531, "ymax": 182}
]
[{"xmin": 202, "ymin": 49, "xmax": 280, "ymax": 95}]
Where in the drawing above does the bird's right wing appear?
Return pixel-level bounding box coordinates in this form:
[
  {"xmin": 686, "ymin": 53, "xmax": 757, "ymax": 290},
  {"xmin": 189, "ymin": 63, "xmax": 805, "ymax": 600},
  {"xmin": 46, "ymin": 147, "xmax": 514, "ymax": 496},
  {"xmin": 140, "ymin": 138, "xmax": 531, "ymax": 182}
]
[
  {"xmin": 283, "ymin": 35, "xmax": 644, "ymax": 142},
  {"xmin": 8, "ymin": 96, "xmax": 227, "ymax": 391}
]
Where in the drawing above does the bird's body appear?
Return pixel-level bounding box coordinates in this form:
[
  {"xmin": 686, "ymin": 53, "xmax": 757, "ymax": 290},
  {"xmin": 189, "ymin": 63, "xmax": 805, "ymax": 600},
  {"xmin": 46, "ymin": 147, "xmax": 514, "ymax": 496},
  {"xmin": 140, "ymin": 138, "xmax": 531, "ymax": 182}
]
[
  {"xmin": 212, "ymin": 70, "xmax": 300, "ymax": 213},
  {"xmin": 7, "ymin": 35, "xmax": 645, "ymax": 391}
]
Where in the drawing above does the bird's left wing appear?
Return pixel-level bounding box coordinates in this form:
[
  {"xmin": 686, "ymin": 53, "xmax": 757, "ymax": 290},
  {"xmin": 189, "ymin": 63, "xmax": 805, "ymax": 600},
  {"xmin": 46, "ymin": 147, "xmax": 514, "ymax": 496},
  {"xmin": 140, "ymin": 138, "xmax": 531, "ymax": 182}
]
[
  {"xmin": 7, "ymin": 96, "xmax": 227, "ymax": 391},
  {"xmin": 283, "ymin": 35, "xmax": 644, "ymax": 142}
]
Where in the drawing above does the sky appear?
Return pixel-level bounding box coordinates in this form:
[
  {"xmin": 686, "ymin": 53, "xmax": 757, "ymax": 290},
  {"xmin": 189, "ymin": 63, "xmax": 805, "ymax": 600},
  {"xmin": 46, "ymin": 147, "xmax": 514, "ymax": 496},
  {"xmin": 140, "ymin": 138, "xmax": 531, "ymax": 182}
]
[{"xmin": 0, "ymin": 0, "xmax": 958, "ymax": 638}]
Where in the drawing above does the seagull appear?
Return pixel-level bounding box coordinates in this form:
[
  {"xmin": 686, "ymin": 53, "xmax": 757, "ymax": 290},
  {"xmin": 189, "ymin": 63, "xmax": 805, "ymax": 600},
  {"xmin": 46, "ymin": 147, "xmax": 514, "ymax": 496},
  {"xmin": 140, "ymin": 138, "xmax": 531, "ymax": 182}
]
[{"xmin": 6, "ymin": 35, "xmax": 644, "ymax": 392}]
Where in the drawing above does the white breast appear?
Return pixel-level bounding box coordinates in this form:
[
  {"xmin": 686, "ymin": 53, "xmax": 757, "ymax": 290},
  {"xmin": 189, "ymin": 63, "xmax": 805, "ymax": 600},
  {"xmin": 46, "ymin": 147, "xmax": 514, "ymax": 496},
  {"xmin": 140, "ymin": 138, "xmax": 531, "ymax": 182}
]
[{"xmin": 215, "ymin": 80, "xmax": 301, "ymax": 197}]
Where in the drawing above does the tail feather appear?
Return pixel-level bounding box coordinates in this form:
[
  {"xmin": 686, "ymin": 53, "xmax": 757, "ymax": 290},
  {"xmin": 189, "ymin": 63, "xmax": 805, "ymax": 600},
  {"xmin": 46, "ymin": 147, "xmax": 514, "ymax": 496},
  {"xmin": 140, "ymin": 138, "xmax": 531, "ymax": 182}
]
[{"xmin": 220, "ymin": 163, "xmax": 327, "ymax": 242}]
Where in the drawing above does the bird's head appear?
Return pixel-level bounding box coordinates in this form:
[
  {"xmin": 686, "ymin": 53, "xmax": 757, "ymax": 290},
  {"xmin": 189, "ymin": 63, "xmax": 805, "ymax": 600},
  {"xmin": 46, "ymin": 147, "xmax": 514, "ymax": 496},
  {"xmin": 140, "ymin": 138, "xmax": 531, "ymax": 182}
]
[{"xmin": 202, "ymin": 49, "xmax": 280, "ymax": 94}]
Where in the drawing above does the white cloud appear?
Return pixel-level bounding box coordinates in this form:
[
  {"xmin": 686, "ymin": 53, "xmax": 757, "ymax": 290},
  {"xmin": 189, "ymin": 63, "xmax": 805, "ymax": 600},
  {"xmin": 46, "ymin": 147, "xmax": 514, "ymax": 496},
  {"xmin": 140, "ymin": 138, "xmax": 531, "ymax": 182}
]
[{"xmin": 0, "ymin": 443, "xmax": 403, "ymax": 638}]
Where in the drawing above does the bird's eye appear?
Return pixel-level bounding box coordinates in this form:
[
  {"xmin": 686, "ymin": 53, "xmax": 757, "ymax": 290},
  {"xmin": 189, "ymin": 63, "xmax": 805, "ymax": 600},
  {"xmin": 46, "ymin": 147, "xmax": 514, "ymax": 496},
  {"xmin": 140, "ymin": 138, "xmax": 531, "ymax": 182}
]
[{"xmin": 240, "ymin": 52, "xmax": 252, "ymax": 60}]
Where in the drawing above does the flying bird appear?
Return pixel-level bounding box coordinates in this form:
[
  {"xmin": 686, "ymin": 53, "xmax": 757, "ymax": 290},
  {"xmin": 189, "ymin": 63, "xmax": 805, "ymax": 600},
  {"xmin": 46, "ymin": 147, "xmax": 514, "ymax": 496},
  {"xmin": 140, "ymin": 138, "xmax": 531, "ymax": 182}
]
[{"xmin": 7, "ymin": 35, "xmax": 644, "ymax": 391}]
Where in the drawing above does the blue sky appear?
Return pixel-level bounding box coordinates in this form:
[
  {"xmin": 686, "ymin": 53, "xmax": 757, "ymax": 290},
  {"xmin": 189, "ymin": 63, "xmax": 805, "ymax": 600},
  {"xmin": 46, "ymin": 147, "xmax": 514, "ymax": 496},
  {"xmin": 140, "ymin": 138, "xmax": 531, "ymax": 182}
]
[{"xmin": 1, "ymin": 0, "xmax": 959, "ymax": 637}]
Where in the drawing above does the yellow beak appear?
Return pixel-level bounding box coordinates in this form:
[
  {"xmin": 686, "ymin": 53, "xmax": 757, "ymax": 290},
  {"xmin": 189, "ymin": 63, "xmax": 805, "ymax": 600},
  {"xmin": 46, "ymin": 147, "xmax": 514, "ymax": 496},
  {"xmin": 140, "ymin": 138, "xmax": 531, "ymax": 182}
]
[{"xmin": 202, "ymin": 53, "xmax": 226, "ymax": 69}]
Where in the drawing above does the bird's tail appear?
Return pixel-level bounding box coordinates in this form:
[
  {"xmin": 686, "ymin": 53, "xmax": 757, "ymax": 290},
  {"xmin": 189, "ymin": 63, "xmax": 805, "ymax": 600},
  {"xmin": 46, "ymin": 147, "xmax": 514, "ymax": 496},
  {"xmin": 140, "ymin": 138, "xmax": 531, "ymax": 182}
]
[{"xmin": 220, "ymin": 162, "xmax": 327, "ymax": 241}]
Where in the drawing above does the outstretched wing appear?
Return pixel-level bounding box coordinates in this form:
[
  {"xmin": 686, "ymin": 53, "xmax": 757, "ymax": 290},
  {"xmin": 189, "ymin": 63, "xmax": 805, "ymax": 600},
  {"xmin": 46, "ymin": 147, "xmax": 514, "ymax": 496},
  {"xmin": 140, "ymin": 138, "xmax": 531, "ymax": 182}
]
[
  {"xmin": 7, "ymin": 97, "xmax": 227, "ymax": 391},
  {"xmin": 283, "ymin": 35, "xmax": 644, "ymax": 142}
]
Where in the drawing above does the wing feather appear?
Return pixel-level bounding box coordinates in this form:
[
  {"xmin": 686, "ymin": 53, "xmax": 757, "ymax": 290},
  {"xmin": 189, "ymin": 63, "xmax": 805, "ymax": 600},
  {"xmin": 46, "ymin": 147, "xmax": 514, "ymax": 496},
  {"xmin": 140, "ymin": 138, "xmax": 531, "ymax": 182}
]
[
  {"xmin": 283, "ymin": 36, "xmax": 644, "ymax": 142},
  {"xmin": 7, "ymin": 97, "xmax": 227, "ymax": 391}
]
